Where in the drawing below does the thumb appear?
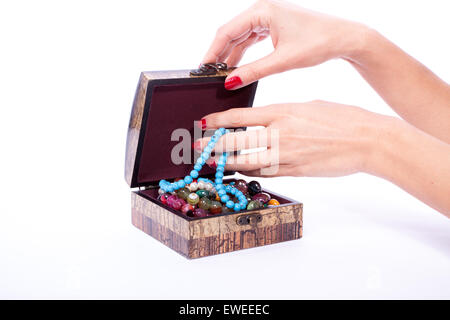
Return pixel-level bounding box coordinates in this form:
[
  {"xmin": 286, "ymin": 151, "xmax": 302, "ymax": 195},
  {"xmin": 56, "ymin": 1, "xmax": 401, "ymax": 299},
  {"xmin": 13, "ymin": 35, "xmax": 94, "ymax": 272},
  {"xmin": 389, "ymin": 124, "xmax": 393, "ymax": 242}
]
[{"xmin": 224, "ymin": 52, "xmax": 283, "ymax": 90}]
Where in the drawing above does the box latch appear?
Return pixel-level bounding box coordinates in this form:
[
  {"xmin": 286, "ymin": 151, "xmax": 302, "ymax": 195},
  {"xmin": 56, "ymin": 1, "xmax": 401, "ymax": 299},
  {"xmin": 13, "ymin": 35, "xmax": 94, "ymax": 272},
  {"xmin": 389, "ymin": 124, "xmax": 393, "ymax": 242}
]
[
  {"xmin": 236, "ymin": 213, "xmax": 262, "ymax": 226},
  {"xmin": 190, "ymin": 62, "xmax": 228, "ymax": 76}
]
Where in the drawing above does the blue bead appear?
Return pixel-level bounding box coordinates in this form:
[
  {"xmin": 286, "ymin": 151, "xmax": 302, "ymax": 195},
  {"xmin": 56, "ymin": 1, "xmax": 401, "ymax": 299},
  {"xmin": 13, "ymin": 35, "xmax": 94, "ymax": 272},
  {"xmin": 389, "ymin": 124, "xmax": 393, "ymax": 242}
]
[
  {"xmin": 220, "ymin": 128, "xmax": 226, "ymax": 135},
  {"xmin": 234, "ymin": 203, "xmax": 241, "ymax": 212},
  {"xmin": 207, "ymin": 141, "xmax": 215, "ymax": 148},
  {"xmin": 230, "ymin": 188, "xmax": 236, "ymax": 195},
  {"xmin": 190, "ymin": 170, "xmax": 199, "ymax": 178},
  {"xmin": 201, "ymin": 153, "xmax": 209, "ymax": 161},
  {"xmin": 204, "ymin": 146, "xmax": 212, "ymax": 153},
  {"xmin": 215, "ymin": 172, "xmax": 224, "ymax": 178},
  {"xmin": 193, "ymin": 164, "xmax": 201, "ymax": 171},
  {"xmin": 215, "ymin": 184, "xmax": 224, "ymax": 190},
  {"xmin": 167, "ymin": 186, "xmax": 174, "ymax": 193},
  {"xmin": 215, "ymin": 178, "xmax": 222, "ymax": 184},
  {"xmin": 216, "ymin": 166, "xmax": 224, "ymax": 172},
  {"xmin": 225, "ymin": 186, "xmax": 232, "ymax": 192},
  {"xmin": 218, "ymin": 160, "xmax": 226, "ymax": 166},
  {"xmin": 226, "ymin": 200, "xmax": 235, "ymax": 208},
  {"xmin": 220, "ymin": 195, "xmax": 230, "ymax": 202},
  {"xmin": 218, "ymin": 189, "xmax": 226, "ymax": 196},
  {"xmin": 211, "ymin": 135, "xmax": 218, "ymax": 142},
  {"xmin": 177, "ymin": 180, "xmax": 185, "ymax": 188},
  {"xmin": 184, "ymin": 176, "xmax": 193, "ymax": 184}
]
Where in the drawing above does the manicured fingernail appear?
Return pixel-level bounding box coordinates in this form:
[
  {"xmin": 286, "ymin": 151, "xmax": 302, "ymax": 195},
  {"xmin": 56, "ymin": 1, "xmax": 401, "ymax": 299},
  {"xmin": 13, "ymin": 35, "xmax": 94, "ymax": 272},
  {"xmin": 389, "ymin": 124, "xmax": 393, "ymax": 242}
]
[
  {"xmin": 195, "ymin": 119, "xmax": 206, "ymax": 130},
  {"xmin": 224, "ymin": 76, "xmax": 243, "ymax": 90}
]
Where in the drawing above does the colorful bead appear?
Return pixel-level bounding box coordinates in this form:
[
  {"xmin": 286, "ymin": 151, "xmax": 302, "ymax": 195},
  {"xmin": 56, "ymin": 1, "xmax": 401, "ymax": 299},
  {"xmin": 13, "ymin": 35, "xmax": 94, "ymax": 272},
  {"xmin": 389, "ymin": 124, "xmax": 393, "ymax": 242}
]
[
  {"xmin": 246, "ymin": 200, "xmax": 262, "ymax": 211},
  {"xmin": 181, "ymin": 203, "xmax": 194, "ymax": 215},
  {"xmin": 198, "ymin": 197, "xmax": 212, "ymax": 210},
  {"xmin": 226, "ymin": 200, "xmax": 235, "ymax": 209},
  {"xmin": 188, "ymin": 182, "xmax": 198, "ymax": 192},
  {"xmin": 196, "ymin": 189, "xmax": 210, "ymax": 198},
  {"xmin": 268, "ymin": 199, "xmax": 280, "ymax": 206},
  {"xmin": 235, "ymin": 179, "xmax": 248, "ymax": 194},
  {"xmin": 252, "ymin": 192, "xmax": 271, "ymax": 204},
  {"xmin": 193, "ymin": 208, "xmax": 208, "ymax": 218},
  {"xmin": 247, "ymin": 180, "xmax": 262, "ymax": 196},
  {"xmin": 209, "ymin": 201, "xmax": 223, "ymax": 214},
  {"xmin": 187, "ymin": 193, "xmax": 200, "ymax": 205},
  {"xmin": 190, "ymin": 170, "xmax": 199, "ymax": 178},
  {"xmin": 176, "ymin": 187, "xmax": 191, "ymax": 200}
]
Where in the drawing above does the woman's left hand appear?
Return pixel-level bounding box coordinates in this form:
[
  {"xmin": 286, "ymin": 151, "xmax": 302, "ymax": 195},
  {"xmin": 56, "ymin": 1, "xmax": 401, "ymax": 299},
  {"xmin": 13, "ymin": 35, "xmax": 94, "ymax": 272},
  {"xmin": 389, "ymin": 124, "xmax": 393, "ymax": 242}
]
[{"xmin": 195, "ymin": 101, "xmax": 390, "ymax": 177}]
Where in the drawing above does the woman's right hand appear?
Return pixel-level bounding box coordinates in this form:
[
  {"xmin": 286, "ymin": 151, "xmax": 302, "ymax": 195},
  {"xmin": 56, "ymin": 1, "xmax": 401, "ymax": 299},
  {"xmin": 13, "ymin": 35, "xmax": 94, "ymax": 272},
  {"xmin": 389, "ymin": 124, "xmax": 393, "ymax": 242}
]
[{"xmin": 202, "ymin": 0, "xmax": 370, "ymax": 89}]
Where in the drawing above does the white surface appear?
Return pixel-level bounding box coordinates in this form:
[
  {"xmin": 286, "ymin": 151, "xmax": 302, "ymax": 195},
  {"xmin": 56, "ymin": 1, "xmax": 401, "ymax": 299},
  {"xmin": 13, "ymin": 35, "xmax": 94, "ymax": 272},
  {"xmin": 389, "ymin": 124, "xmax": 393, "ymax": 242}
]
[{"xmin": 0, "ymin": 0, "xmax": 449, "ymax": 299}]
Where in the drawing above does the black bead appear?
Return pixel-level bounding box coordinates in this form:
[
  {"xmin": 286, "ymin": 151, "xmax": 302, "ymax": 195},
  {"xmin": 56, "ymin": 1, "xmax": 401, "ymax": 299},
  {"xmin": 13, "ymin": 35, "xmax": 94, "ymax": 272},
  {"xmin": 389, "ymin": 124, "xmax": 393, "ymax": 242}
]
[{"xmin": 247, "ymin": 180, "xmax": 262, "ymax": 196}]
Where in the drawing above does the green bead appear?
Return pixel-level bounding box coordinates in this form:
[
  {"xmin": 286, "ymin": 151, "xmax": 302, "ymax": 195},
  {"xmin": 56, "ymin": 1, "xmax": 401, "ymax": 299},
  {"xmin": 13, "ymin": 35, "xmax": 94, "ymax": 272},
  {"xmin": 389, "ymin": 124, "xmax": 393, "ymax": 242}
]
[
  {"xmin": 187, "ymin": 193, "xmax": 200, "ymax": 205},
  {"xmin": 196, "ymin": 189, "xmax": 210, "ymax": 199},
  {"xmin": 246, "ymin": 200, "xmax": 261, "ymax": 211},
  {"xmin": 176, "ymin": 187, "xmax": 190, "ymax": 200},
  {"xmin": 221, "ymin": 206, "xmax": 232, "ymax": 214},
  {"xmin": 198, "ymin": 197, "xmax": 212, "ymax": 210}
]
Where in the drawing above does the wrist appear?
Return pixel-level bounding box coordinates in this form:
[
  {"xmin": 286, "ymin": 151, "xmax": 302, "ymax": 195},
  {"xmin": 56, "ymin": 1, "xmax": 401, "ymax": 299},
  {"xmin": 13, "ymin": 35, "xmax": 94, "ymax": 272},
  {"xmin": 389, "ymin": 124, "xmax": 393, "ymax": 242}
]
[
  {"xmin": 360, "ymin": 114, "xmax": 405, "ymax": 176},
  {"xmin": 341, "ymin": 24, "xmax": 383, "ymax": 65}
]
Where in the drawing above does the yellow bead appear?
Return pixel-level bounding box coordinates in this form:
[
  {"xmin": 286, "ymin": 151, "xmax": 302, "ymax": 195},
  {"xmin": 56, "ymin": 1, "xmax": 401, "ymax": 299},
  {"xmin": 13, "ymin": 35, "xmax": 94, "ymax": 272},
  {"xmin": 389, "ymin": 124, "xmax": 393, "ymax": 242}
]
[{"xmin": 268, "ymin": 199, "xmax": 280, "ymax": 206}]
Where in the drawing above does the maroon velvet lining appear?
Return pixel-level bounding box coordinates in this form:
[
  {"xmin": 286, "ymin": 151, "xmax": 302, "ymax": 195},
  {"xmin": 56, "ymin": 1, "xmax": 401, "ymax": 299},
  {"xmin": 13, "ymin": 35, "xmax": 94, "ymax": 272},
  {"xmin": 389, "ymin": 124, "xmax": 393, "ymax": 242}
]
[{"xmin": 137, "ymin": 81, "xmax": 257, "ymax": 185}]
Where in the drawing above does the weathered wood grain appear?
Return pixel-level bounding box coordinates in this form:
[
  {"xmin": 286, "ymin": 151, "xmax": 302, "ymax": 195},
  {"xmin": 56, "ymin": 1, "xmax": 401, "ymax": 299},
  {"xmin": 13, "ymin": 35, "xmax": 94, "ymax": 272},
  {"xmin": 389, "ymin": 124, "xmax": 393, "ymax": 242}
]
[{"xmin": 131, "ymin": 192, "xmax": 303, "ymax": 259}]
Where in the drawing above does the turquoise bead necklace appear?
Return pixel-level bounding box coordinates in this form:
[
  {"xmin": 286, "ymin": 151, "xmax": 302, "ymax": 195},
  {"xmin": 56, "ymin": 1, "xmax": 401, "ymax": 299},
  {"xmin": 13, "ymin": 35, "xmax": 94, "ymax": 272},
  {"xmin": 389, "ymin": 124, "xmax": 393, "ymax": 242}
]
[{"xmin": 159, "ymin": 127, "xmax": 248, "ymax": 212}]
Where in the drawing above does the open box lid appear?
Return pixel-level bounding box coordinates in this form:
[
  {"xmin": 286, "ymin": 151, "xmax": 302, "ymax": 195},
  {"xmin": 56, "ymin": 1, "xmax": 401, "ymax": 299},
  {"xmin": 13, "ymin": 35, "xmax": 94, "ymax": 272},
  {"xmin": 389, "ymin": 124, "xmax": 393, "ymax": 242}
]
[{"xmin": 125, "ymin": 64, "xmax": 258, "ymax": 188}]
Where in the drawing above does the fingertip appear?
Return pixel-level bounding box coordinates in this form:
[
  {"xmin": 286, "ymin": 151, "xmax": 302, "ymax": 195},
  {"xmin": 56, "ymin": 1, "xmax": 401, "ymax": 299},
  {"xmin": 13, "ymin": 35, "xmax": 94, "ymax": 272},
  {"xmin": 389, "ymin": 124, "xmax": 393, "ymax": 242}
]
[{"xmin": 224, "ymin": 75, "xmax": 243, "ymax": 90}]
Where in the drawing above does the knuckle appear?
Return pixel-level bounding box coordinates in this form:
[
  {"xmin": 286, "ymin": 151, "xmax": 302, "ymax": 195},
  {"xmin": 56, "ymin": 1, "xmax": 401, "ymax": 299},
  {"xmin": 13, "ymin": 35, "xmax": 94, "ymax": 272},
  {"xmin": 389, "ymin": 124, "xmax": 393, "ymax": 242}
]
[
  {"xmin": 227, "ymin": 108, "xmax": 245, "ymax": 126},
  {"xmin": 216, "ymin": 26, "xmax": 230, "ymax": 41}
]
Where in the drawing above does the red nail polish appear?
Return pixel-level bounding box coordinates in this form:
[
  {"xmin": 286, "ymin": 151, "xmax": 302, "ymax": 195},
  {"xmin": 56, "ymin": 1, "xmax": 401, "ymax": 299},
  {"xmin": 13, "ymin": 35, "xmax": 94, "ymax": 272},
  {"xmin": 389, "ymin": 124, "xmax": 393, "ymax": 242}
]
[
  {"xmin": 201, "ymin": 118, "xmax": 207, "ymax": 130},
  {"xmin": 224, "ymin": 76, "xmax": 242, "ymax": 90}
]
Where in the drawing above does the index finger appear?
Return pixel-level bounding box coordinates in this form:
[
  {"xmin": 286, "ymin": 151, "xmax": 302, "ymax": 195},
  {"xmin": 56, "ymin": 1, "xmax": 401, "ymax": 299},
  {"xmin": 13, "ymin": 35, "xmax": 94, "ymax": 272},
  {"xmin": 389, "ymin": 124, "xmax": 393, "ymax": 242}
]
[
  {"xmin": 201, "ymin": 6, "xmax": 260, "ymax": 64},
  {"xmin": 202, "ymin": 107, "xmax": 274, "ymax": 129}
]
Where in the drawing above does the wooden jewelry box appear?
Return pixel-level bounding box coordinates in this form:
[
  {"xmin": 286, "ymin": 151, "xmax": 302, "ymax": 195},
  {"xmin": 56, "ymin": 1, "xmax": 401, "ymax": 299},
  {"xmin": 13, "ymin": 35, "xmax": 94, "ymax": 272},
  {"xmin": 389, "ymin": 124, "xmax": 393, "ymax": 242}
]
[{"xmin": 125, "ymin": 63, "xmax": 303, "ymax": 259}]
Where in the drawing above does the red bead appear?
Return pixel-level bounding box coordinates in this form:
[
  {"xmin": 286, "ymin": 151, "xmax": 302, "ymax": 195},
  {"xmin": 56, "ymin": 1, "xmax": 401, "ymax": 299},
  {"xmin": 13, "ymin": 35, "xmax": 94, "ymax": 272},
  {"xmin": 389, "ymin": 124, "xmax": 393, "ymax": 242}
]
[{"xmin": 181, "ymin": 203, "xmax": 194, "ymax": 214}]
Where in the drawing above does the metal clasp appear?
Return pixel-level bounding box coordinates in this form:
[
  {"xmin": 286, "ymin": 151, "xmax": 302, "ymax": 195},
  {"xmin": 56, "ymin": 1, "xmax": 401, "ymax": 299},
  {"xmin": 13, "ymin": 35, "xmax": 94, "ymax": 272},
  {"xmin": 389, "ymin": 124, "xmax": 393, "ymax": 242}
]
[
  {"xmin": 236, "ymin": 213, "xmax": 262, "ymax": 226},
  {"xmin": 190, "ymin": 62, "xmax": 228, "ymax": 76}
]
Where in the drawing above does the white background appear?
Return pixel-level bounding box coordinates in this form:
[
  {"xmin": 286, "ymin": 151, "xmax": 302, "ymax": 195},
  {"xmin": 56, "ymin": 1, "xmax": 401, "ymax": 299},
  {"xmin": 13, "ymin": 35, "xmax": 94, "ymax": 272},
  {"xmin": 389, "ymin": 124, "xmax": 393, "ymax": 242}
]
[{"xmin": 1, "ymin": 0, "xmax": 449, "ymax": 299}]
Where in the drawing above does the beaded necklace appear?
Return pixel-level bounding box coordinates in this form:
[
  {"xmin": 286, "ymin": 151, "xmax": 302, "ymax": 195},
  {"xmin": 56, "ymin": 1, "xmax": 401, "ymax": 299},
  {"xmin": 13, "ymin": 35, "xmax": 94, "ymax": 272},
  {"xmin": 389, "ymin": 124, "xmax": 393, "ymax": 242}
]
[{"xmin": 158, "ymin": 127, "xmax": 248, "ymax": 212}]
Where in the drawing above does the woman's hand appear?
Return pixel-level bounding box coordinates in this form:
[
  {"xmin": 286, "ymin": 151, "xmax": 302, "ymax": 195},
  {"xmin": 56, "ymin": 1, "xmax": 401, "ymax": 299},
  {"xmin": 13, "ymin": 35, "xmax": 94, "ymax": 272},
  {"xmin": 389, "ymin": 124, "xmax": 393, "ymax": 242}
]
[
  {"xmin": 196, "ymin": 101, "xmax": 386, "ymax": 177},
  {"xmin": 195, "ymin": 103, "xmax": 450, "ymax": 216},
  {"xmin": 202, "ymin": 0, "xmax": 369, "ymax": 89}
]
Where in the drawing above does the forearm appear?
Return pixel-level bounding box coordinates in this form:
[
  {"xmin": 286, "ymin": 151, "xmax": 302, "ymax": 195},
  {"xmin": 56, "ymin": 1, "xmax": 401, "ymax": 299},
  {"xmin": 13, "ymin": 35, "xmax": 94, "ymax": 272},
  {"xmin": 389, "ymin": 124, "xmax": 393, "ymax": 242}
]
[
  {"xmin": 365, "ymin": 116, "xmax": 450, "ymax": 217},
  {"xmin": 345, "ymin": 28, "xmax": 450, "ymax": 143}
]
